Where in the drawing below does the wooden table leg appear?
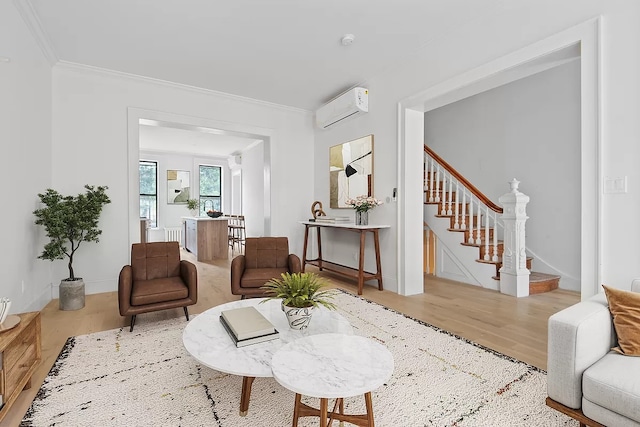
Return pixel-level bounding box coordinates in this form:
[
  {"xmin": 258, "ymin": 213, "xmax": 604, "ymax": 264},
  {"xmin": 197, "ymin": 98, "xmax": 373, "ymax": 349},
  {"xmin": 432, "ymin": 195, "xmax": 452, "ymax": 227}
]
[
  {"xmin": 319, "ymin": 398, "xmax": 328, "ymax": 426},
  {"xmin": 373, "ymin": 229, "xmax": 383, "ymax": 290},
  {"xmin": 364, "ymin": 392, "xmax": 374, "ymax": 427},
  {"xmin": 292, "ymin": 393, "xmax": 302, "ymax": 427},
  {"xmin": 302, "ymin": 225, "xmax": 310, "ymax": 272},
  {"xmin": 240, "ymin": 376, "xmax": 255, "ymax": 416},
  {"xmin": 358, "ymin": 230, "xmax": 366, "ymax": 295}
]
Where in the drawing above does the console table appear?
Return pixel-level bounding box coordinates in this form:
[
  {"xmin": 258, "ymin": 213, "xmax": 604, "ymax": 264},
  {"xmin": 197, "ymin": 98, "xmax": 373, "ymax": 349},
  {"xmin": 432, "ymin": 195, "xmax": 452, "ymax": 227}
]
[{"xmin": 300, "ymin": 221, "xmax": 390, "ymax": 295}]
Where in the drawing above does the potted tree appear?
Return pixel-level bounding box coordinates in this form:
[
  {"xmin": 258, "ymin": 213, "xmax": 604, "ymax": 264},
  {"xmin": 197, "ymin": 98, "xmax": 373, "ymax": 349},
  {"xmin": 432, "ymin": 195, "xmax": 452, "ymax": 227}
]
[
  {"xmin": 261, "ymin": 272, "xmax": 337, "ymax": 329},
  {"xmin": 33, "ymin": 185, "xmax": 111, "ymax": 310}
]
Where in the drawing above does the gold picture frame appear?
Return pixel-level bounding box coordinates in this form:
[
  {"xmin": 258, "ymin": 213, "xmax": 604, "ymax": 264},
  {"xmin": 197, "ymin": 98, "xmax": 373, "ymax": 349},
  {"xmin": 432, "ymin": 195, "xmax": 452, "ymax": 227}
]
[{"xmin": 329, "ymin": 135, "xmax": 373, "ymax": 208}]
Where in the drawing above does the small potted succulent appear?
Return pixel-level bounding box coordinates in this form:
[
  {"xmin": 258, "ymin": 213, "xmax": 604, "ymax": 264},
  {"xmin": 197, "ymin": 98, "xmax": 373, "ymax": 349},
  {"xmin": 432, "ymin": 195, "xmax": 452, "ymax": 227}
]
[{"xmin": 261, "ymin": 272, "xmax": 337, "ymax": 329}]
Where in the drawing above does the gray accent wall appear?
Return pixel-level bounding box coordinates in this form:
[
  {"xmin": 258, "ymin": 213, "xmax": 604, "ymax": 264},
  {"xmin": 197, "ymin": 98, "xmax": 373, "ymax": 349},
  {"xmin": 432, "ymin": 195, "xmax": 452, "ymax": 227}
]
[{"xmin": 424, "ymin": 60, "xmax": 581, "ymax": 291}]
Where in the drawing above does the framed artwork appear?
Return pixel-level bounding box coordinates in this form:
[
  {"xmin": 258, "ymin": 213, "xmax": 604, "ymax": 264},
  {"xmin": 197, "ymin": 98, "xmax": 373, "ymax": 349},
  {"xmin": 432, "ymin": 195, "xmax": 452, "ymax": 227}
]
[
  {"xmin": 329, "ymin": 134, "xmax": 373, "ymax": 208},
  {"xmin": 167, "ymin": 170, "xmax": 190, "ymax": 204}
]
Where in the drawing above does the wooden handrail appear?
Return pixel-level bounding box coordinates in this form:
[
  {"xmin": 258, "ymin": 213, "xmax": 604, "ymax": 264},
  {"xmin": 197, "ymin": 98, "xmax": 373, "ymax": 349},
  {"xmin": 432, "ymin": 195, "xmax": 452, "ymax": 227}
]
[{"xmin": 424, "ymin": 145, "xmax": 503, "ymax": 213}]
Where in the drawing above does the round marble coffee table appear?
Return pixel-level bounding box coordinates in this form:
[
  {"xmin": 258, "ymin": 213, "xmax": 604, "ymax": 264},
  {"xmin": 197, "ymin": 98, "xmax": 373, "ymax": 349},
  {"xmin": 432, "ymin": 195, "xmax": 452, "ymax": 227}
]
[
  {"xmin": 182, "ymin": 299, "xmax": 352, "ymax": 416},
  {"xmin": 271, "ymin": 333, "xmax": 394, "ymax": 427}
]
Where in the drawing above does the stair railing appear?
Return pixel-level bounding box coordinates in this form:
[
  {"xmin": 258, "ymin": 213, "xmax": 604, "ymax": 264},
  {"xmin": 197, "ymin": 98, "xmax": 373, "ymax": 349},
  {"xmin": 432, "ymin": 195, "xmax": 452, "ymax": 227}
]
[{"xmin": 424, "ymin": 146, "xmax": 503, "ymax": 262}]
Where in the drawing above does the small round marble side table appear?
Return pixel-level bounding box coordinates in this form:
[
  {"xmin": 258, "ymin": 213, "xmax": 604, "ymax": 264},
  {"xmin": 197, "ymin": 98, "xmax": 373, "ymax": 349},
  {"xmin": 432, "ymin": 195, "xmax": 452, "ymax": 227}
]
[{"xmin": 271, "ymin": 333, "xmax": 394, "ymax": 427}]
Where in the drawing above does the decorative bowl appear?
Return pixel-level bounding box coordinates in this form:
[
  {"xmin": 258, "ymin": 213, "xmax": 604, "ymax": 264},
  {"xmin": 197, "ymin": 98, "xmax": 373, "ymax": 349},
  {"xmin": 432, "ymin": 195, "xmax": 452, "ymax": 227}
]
[{"xmin": 207, "ymin": 211, "xmax": 223, "ymax": 218}]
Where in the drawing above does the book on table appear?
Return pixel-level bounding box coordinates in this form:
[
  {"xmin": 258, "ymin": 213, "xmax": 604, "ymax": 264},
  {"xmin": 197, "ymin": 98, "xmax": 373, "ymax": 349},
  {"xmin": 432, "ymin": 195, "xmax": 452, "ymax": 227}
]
[
  {"xmin": 314, "ymin": 216, "xmax": 351, "ymax": 223},
  {"xmin": 219, "ymin": 315, "xmax": 280, "ymax": 347},
  {"xmin": 220, "ymin": 306, "xmax": 276, "ymax": 340}
]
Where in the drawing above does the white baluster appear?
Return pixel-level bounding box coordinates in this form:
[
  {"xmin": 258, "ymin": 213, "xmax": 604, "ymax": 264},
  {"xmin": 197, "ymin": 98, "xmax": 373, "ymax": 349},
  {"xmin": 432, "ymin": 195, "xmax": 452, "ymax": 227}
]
[
  {"xmin": 461, "ymin": 189, "xmax": 467, "ymax": 230},
  {"xmin": 447, "ymin": 173, "xmax": 453, "ymax": 215},
  {"xmin": 428, "ymin": 158, "xmax": 434, "ymax": 202},
  {"xmin": 484, "ymin": 206, "xmax": 490, "ymax": 261},
  {"xmin": 492, "ymin": 211, "xmax": 499, "ymax": 262},
  {"xmin": 475, "ymin": 202, "xmax": 482, "ymax": 244},
  {"xmin": 440, "ymin": 174, "xmax": 447, "ymax": 215},
  {"xmin": 434, "ymin": 165, "xmax": 441, "ymax": 203},
  {"xmin": 454, "ymin": 183, "xmax": 460, "ymax": 229},
  {"xmin": 468, "ymin": 197, "xmax": 474, "ymax": 243}
]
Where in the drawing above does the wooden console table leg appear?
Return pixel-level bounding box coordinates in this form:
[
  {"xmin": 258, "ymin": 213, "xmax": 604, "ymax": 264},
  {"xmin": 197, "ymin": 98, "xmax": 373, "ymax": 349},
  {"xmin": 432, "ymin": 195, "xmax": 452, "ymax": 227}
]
[
  {"xmin": 316, "ymin": 226, "xmax": 323, "ymax": 270},
  {"xmin": 373, "ymin": 229, "xmax": 383, "ymax": 290},
  {"xmin": 358, "ymin": 230, "xmax": 366, "ymax": 295},
  {"xmin": 239, "ymin": 376, "xmax": 255, "ymax": 416},
  {"xmin": 302, "ymin": 225, "xmax": 310, "ymax": 272}
]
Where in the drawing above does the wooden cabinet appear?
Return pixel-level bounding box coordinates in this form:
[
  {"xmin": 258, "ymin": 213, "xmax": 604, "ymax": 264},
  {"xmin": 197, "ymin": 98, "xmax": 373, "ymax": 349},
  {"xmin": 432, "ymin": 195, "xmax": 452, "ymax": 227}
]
[
  {"xmin": 0, "ymin": 312, "xmax": 41, "ymax": 423},
  {"xmin": 183, "ymin": 217, "xmax": 229, "ymax": 261}
]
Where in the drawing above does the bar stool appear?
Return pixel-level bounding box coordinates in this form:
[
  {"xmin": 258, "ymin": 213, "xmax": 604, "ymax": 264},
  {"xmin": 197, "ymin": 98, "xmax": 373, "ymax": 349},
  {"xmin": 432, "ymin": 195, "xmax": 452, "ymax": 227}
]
[
  {"xmin": 228, "ymin": 215, "xmax": 246, "ymax": 254},
  {"xmin": 271, "ymin": 333, "xmax": 394, "ymax": 427}
]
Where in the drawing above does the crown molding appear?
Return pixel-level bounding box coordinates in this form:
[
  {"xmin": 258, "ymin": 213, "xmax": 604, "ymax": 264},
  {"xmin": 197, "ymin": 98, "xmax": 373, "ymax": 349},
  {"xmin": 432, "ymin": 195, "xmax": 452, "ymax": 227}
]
[
  {"xmin": 55, "ymin": 60, "xmax": 312, "ymax": 115},
  {"xmin": 13, "ymin": 0, "xmax": 58, "ymax": 65}
]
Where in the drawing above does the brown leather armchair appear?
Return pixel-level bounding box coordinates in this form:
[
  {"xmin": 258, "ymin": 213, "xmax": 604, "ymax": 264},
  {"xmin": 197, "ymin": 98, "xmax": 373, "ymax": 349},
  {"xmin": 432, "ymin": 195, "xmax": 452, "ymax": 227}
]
[
  {"xmin": 231, "ymin": 237, "xmax": 301, "ymax": 298},
  {"xmin": 119, "ymin": 242, "xmax": 197, "ymax": 331}
]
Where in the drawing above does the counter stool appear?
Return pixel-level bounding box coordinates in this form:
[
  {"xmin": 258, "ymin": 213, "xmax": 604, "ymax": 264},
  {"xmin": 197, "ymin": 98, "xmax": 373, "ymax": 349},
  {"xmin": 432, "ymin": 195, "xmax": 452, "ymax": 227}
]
[
  {"xmin": 228, "ymin": 215, "xmax": 246, "ymax": 254},
  {"xmin": 271, "ymin": 333, "xmax": 393, "ymax": 427}
]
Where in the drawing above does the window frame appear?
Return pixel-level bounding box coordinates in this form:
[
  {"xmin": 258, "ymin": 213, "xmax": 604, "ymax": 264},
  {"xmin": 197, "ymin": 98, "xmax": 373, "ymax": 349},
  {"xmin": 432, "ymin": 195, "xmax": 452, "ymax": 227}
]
[
  {"xmin": 139, "ymin": 160, "xmax": 158, "ymax": 228},
  {"xmin": 198, "ymin": 164, "xmax": 222, "ymax": 216}
]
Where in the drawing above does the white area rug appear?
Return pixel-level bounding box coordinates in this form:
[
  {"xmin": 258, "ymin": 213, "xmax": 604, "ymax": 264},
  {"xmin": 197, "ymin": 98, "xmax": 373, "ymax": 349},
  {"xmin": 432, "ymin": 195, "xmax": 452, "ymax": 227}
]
[{"xmin": 22, "ymin": 291, "xmax": 576, "ymax": 426}]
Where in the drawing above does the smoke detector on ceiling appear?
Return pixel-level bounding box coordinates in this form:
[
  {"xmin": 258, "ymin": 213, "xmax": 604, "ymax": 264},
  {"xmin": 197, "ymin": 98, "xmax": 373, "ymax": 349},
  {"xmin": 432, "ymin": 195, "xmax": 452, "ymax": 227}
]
[{"xmin": 341, "ymin": 34, "xmax": 355, "ymax": 46}]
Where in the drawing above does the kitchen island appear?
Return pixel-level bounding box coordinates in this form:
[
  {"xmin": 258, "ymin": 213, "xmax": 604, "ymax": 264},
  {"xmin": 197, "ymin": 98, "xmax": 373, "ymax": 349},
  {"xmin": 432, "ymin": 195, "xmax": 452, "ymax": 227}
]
[{"xmin": 182, "ymin": 216, "xmax": 229, "ymax": 261}]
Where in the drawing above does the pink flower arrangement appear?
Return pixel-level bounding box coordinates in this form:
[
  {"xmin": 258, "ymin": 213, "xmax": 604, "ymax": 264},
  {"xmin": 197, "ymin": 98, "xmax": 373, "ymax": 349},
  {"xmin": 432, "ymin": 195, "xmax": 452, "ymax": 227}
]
[{"xmin": 345, "ymin": 195, "xmax": 383, "ymax": 213}]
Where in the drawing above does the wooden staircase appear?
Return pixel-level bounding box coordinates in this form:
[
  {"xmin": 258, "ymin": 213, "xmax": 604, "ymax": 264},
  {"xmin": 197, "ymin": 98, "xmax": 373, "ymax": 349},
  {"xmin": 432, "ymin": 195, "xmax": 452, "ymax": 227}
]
[{"xmin": 424, "ymin": 186, "xmax": 560, "ymax": 295}]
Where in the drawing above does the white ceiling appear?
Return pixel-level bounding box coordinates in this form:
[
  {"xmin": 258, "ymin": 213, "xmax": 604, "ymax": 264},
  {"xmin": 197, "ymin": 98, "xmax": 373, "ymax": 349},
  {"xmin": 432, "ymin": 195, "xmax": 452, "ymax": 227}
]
[
  {"xmin": 139, "ymin": 121, "xmax": 260, "ymax": 158},
  {"xmin": 28, "ymin": 0, "xmax": 504, "ymax": 111}
]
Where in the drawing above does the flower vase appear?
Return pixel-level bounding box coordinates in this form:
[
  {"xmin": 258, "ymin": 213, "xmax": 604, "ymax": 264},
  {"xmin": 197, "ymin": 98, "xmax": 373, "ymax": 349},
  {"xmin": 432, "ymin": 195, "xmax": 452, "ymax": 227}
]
[{"xmin": 356, "ymin": 211, "xmax": 369, "ymax": 226}]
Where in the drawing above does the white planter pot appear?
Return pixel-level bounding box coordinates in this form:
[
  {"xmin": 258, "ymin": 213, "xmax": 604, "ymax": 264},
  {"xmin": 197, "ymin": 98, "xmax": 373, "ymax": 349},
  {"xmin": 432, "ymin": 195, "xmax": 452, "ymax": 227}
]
[
  {"xmin": 283, "ymin": 305, "xmax": 314, "ymax": 330},
  {"xmin": 59, "ymin": 279, "xmax": 85, "ymax": 311}
]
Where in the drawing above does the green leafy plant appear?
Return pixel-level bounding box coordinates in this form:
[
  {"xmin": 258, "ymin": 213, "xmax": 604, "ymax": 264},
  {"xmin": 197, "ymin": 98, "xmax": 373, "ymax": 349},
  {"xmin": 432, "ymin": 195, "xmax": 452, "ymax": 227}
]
[
  {"xmin": 261, "ymin": 272, "xmax": 338, "ymax": 309},
  {"xmin": 33, "ymin": 185, "xmax": 111, "ymax": 281},
  {"xmin": 186, "ymin": 199, "xmax": 199, "ymax": 210}
]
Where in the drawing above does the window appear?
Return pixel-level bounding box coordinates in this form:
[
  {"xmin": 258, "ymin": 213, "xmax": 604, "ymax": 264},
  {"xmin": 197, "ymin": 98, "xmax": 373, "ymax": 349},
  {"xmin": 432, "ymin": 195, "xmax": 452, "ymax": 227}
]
[
  {"xmin": 199, "ymin": 165, "xmax": 222, "ymax": 215},
  {"xmin": 139, "ymin": 160, "xmax": 157, "ymax": 227}
]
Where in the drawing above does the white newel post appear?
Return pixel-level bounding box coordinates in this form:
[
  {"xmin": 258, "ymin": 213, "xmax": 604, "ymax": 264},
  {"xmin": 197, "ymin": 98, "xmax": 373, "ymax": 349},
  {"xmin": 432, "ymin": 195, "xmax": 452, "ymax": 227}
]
[{"xmin": 498, "ymin": 179, "xmax": 530, "ymax": 297}]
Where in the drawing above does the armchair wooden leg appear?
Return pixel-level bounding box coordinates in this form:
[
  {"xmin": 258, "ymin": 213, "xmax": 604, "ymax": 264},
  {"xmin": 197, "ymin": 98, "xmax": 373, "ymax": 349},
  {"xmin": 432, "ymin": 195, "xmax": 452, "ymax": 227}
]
[
  {"xmin": 129, "ymin": 315, "xmax": 136, "ymax": 332},
  {"xmin": 183, "ymin": 306, "xmax": 190, "ymax": 321}
]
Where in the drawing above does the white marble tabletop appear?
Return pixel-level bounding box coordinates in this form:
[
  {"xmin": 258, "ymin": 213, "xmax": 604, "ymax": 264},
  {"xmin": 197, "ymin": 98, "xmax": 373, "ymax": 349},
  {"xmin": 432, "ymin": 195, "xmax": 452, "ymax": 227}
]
[
  {"xmin": 271, "ymin": 333, "xmax": 394, "ymax": 399},
  {"xmin": 182, "ymin": 299, "xmax": 353, "ymax": 378}
]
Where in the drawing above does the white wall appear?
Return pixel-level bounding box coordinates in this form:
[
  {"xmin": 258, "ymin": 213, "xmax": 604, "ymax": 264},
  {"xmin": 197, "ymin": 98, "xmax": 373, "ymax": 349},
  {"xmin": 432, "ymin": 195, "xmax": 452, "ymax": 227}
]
[
  {"xmin": 241, "ymin": 142, "xmax": 266, "ymax": 237},
  {"xmin": 139, "ymin": 150, "xmax": 232, "ymax": 242},
  {"xmin": 315, "ymin": 0, "xmax": 640, "ymax": 293},
  {"xmin": 51, "ymin": 64, "xmax": 314, "ymax": 296},
  {"xmin": 424, "ymin": 60, "xmax": 581, "ymax": 290},
  {"xmin": 0, "ymin": 2, "xmax": 53, "ymax": 313}
]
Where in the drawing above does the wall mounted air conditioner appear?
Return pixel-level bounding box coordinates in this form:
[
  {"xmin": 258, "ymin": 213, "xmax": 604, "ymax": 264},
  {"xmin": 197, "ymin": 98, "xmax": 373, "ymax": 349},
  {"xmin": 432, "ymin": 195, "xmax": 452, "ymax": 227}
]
[{"xmin": 315, "ymin": 87, "xmax": 368, "ymax": 129}]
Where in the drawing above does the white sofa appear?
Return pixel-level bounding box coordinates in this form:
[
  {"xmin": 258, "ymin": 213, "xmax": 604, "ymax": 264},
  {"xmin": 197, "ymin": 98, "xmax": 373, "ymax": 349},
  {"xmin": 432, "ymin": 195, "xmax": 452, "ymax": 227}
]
[{"xmin": 547, "ymin": 280, "xmax": 640, "ymax": 427}]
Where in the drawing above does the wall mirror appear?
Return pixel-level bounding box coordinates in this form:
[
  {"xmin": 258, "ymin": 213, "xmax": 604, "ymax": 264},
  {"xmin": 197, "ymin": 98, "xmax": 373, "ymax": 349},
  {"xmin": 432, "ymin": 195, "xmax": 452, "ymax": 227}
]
[
  {"xmin": 167, "ymin": 170, "xmax": 190, "ymax": 204},
  {"xmin": 329, "ymin": 134, "xmax": 373, "ymax": 208}
]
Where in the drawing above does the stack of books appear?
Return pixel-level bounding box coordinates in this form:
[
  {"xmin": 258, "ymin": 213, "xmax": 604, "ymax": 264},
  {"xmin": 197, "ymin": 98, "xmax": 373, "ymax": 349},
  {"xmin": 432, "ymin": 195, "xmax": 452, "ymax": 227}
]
[
  {"xmin": 219, "ymin": 306, "xmax": 279, "ymax": 347},
  {"xmin": 312, "ymin": 216, "xmax": 351, "ymax": 223}
]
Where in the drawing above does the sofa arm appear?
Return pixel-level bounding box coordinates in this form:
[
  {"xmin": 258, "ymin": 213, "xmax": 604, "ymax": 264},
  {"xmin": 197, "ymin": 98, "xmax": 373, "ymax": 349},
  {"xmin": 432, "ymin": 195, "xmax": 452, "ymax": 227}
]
[
  {"xmin": 118, "ymin": 265, "xmax": 133, "ymax": 316},
  {"xmin": 547, "ymin": 293, "xmax": 615, "ymax": 409},
  {"xmin": 288, "ymin": 254, "xmax": 301, "ymax": 273},
  {"xmin": 180, "ymin": 260, "xmax": 198, "ymax": 303},
  {"xmin": 230, "ymin": 255, "xmax": 246, "ymax": 295}
]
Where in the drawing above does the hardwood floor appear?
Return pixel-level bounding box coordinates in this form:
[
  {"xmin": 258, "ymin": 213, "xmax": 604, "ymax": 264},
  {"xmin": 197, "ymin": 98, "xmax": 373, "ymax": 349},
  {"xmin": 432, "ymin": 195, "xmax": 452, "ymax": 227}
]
[{"xmin": 1, "ymin": 249, "xmax": 579, "ymax": 426}]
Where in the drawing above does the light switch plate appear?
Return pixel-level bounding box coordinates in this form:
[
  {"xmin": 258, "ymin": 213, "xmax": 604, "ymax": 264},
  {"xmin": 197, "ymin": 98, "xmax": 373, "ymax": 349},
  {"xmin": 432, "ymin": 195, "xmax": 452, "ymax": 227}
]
[{"xmin": 604, "ymin": 176, "xmax": 627, "ymax": 194}]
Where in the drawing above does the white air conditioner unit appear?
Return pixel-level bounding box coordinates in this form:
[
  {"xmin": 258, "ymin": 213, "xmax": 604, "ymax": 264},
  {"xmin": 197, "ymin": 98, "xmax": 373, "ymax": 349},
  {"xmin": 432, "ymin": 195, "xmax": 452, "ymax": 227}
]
[{"xmin": 315, "ymin": 87, "xmax": 368, "ymax": 129}]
